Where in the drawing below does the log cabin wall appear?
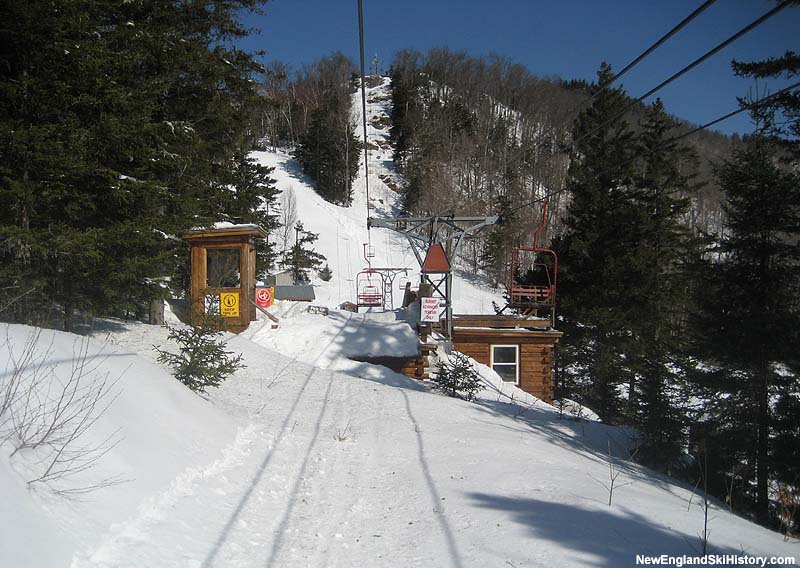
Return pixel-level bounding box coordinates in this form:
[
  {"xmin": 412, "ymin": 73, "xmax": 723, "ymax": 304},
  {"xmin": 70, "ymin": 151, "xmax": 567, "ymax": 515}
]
[{"xmin": 451, "ymin": 322, "xmax": 561, "ymax": 404}]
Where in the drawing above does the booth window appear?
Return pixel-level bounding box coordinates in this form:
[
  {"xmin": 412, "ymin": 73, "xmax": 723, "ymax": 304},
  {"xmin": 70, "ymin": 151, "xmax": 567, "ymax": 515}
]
[
  {"xmin": 491, "ymin": 345, "xmax": 519, "ymax": 384},
  {"xmin": 207, "ymin": 248, "xmax": 241, "ymax": 288}
]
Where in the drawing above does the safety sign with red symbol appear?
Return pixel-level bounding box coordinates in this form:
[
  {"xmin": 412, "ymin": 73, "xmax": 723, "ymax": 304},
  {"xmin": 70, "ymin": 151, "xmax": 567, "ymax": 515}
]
[{"xmin": 256, "ymin": 287, "xmax": 274, "ymax": 309}]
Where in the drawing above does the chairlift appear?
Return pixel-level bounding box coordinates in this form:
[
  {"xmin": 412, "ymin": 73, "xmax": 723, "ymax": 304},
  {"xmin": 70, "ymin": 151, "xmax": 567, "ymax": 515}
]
[
  {"xmin": 508, "ymin": 247, "xmax": 557, "ymax": 309},
  {"xmin": 505, "ymin": 200, "xmax": 558, "ymax": 324},
  {"xmin": 356, "ymin": 269, "xmax": 385, "ymax": 309}
]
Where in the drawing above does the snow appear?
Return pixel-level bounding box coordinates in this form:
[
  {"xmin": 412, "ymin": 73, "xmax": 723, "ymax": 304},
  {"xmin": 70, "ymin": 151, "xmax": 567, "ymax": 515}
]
[
  {"xmin": 252, "ymin": 76, "xmax": 505, "ymax": 315},
  {"xmin": 1, "ymin": 322, "xmax": 237, "ymax": 567},
  {"xmin": 2, "ymin": 77, "xmax": 798, "ymax": 567}
]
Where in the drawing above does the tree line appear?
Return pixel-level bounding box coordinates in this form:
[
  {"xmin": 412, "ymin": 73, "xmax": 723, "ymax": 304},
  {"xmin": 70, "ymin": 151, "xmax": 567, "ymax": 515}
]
[
  {"xmin": 0, "ymin": 0, "xmax": 281, "ymax": 329},
  {"xmin": 555, "ymin": 57, "xmax": 799, "ymax": 533}
]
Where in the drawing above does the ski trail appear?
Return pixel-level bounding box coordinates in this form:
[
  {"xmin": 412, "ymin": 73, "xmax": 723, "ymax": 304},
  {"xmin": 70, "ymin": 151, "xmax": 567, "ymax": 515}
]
[
  {"xmin": 70, "ymin": 424, "xmax": 261, "ymax": 568},
  {"xmin": 264, "ymin": 372, "xmax": 336, "ymax": 566}
]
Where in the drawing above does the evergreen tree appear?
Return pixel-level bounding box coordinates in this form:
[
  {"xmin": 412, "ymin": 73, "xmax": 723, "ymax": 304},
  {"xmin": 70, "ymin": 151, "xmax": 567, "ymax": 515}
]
[
  {"xmin": 293, "ymin": 55, "xmax": 361, "ymax": 206},
  {"xmin": 732, "ymin": 51, "xmax": 799, "ymax": 147},
  {"xmin": 481, "ymin": 193, "xmax": 522, "ymax": 287},
  {"xmin": 215, "ymin": 150, "xmax": 281, "ymax": 276},
  {"xmin": 692, "ymin": 139, "xmax": 800, "ymax": 524},
  {"xmin": 433, "ymin": 352, "xmax": 482, "ymax": 401},
  {"xmin": 0, "ymin": 0, "xmax": 268, "ymax": 329},
  {"xmin": 280, "ymin": 222, "xmax": 325, "ymax": 284},
  {"xmin": 554, "ymin": 63, "xmax": 639, "ymax": 423},
  {"xmin": 625, "ymin": 99, "xmax": 698, "ymax": 470},
  {"xmin": 556, "ymin": 73, "xmax": 700, "ymax": 461},
  {"xmin": 156, "ymin": 311, "xmax": 245, "ymax": 394}
]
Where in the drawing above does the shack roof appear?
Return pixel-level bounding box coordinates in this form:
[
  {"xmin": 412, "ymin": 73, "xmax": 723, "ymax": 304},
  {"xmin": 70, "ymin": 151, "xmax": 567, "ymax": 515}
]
[
  {"xmin": 181, "ymin": 224, "xmax": 267, "ymax": 242},
  {"xmin": 274, "ymin": 285, "xmax": 315, "ymax": 302}
]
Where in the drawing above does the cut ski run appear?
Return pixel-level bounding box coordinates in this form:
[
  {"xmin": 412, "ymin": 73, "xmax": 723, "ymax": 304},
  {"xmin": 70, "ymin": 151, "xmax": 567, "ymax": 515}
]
[{"xmin": 4, "ymin": 77, "xmax": 793, "ymax": 568}]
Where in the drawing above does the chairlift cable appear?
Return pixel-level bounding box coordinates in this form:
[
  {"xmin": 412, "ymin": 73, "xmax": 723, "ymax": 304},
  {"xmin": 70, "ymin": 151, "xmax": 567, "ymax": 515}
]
[
  {"xmin": 515, "ymin": 80, "xmax": 800, "ymax": 211},
  {"xmin": 570, "ymin": 0, "xmax": 792, "ymax": 149},
  {"xmin": 568, "ymin": 0, "xmax": 718, "ymax": 117},
  {"xmin": 483, "ymin": 0, "xmax": 787, "ymax": 219},
  {"xmin": 357, "ymin": 0, "xmax": 371, "ymax": 247},
  {"xmin": 432, "ymin": 0, "xmax": 724, "ymax": 221}
]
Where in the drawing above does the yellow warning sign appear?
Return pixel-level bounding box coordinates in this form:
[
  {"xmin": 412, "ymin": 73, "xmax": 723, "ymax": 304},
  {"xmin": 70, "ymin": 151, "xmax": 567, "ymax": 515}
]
[{"xmin": 219, "ymin": 292, "xmax": 240, "ymax": 318}]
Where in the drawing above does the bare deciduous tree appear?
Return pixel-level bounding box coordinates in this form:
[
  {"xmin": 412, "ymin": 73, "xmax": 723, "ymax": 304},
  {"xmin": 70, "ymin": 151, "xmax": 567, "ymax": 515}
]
[
  {"xmin": 279, "ymin": 186, "xmax": 298, "ymax": 256},
  {"xmin": 1, "ymin": 327, "xmax": 123, "ymax": 495}
]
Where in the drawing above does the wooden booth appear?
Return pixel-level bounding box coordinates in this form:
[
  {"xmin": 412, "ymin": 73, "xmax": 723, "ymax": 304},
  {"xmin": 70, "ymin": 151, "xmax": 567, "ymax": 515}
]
[
  {"xmin": 181, "ymin": 224, "xmax": 268, "ymax": 333},
  {"xmin": 451, "ymin": 315, "xmax": 562, "ymax": 403}
]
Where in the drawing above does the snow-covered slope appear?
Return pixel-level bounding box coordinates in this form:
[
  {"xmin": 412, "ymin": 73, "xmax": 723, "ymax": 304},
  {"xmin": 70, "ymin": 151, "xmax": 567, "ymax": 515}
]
[
  {"xmin": 0, "ymin": 322, "xmax": 238, "ymax": 567},
  {"xmin": 2, "ymin": 79, "xmax": 797, "ymax": 567},
  {"xmin": 4, "ymin": 316, "xmax": 796, "ymax": 567},
  {"xmin": 252, "ymin": 76, "xmax": 505, "ymax": 314}
]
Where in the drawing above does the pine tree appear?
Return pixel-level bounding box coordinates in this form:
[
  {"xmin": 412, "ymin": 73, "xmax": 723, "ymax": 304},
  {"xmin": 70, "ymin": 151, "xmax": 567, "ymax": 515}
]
[
  {"xmin": 433, "ymin": 352, "xmax": 482, "ymax": 401},
  {"xmin": 156, "ymin": 312, "xmax": 245, "ymax": 394},
  {"xmin": 0, "ymin": 0, "xmax": 268, "ymax": 329},
  {"xmin": 280, "ymin": 222, "xmax": 325, "ymax": 284},
  {"xmin": 732, "ymin": 51, "xmax": 799, "ymax": 147},
  {"xmin": 554, "ymin": 63, "xmax": 639, "ymax": 423},
  {"xmin": 293, "ymin": 55, "xmax": 362, "ymax": 206},
  {"xmin": 625, "ymin": 99, "xmax": 698, "ymax": 470},
  {"xmin": 692, "ymin": 139, "xmax": 800, "ymax": 524},
  {"xmin": 215, "ymin": 150, "xmax": 281, "ymax": 276}
]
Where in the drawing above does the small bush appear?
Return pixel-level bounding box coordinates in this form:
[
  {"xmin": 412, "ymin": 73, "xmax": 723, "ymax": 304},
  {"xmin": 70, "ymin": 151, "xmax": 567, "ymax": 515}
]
[
  {"xmin": 433, "ymin": 352, "xmax": 482, "ymax": 401},
  {"xmin": 318, "ymin": 263, "xmax": 333, "ymax": 282},
  {"xmin": 155, "ymin": 312, "xmax": 244, "ymax": 393}
]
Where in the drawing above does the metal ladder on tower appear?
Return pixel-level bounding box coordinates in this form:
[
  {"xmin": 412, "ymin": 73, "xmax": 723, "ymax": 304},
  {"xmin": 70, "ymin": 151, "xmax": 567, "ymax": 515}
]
[{"xmin": 383, "ymin": 277, "xmax": 393, "ymax": 311}]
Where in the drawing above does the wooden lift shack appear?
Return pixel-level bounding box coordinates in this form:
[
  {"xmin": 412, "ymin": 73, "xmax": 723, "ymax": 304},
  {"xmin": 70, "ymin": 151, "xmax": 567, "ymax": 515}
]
[
  {"xmin": 451, "ymin": 315, "xmax": 562, "ymax": 403},
  {"xmin": 182, "ymin": 224, "xmax": 267, "ymax": 333}
]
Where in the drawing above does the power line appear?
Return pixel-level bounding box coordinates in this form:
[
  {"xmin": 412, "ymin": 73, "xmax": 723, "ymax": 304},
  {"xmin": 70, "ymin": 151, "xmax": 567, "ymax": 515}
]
[
  {"xmin": 571, "ymin": 0, "xmax": 792, "ymax": 149},
  {"xmin": 515, "ymin": 80, "xmax": 800, "ymax": 212}
]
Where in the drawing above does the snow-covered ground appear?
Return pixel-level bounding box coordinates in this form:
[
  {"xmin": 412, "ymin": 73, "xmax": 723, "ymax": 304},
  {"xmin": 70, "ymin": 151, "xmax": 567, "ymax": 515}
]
[
  {"xmin": 2, "ymin": 78, "xmax": 798, "ymax": 567},
  {"xmin": 4, "ymin": 313, "xmax": 796, "ymax": 567}
]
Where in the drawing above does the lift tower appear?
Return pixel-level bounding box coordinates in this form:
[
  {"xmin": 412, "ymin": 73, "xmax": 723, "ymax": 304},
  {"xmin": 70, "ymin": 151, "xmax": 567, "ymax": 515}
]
[{"xmin": 367, "ymin": 215, "xmax": 500, "ymax": 337}]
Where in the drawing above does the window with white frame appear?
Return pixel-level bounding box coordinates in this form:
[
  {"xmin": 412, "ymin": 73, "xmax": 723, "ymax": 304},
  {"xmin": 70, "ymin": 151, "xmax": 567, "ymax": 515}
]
[{"xmin": 491, "ymin": 345, "xmax": 519, "ymax": 384}]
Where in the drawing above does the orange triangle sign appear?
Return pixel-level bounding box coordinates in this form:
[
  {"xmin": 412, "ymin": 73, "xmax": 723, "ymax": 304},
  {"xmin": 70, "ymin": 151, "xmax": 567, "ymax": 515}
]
[{"xmin": 422, "ymin": 244, "xmax": 451, "ymax": 273}]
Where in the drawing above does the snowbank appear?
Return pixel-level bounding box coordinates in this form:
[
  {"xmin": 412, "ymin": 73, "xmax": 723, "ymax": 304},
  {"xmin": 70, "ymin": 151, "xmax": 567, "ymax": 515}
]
[{"xmin": 0, "ymin": 323, "xmax": 238, "ymax": 567}]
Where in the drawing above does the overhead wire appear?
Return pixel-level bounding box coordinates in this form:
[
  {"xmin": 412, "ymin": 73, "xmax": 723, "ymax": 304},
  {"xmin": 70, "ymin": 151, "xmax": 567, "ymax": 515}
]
[
  {"xmin": 487, "ymin": 0, "xmax": 792, "ymax": 220},
  {"xmin": 442, "ymin": 0, "xmax": 722, "ymax": 218},
  {"xmin": 570, "ymin": 0, "xmax": 792, "ymax": 150},
  {"xmin": 569, "ymin": 0, "xmax": 719, "ymax": 115},
  {"xmin": 513, "ymin": 80, "xmax": 800, "ymax": 211},
  {"xmin": 357, "ymin": 0, "xmax": 371, "ymax": 246}
]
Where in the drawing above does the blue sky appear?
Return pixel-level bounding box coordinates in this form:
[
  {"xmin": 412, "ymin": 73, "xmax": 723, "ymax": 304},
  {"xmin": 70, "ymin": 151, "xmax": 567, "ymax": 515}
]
[{"xmin": 237, "ymin": 0, "xmax": 800, "ymax": 136}]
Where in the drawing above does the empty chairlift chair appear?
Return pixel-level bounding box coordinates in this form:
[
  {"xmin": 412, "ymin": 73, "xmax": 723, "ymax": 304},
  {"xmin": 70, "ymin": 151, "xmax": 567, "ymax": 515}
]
[{"xmin": 356, "ymin": 270, "xmax": 385, "ymax": 310}]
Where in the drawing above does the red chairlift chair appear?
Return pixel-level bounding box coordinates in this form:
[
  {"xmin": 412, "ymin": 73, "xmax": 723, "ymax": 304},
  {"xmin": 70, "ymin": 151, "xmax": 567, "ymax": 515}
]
[
  {"xmin": 506, "ymin": 201, "xmax": 558, "ymax": 324},
  {"xmin": 356, "ymin": 270, "xmax": 385, "ymax": 309}
]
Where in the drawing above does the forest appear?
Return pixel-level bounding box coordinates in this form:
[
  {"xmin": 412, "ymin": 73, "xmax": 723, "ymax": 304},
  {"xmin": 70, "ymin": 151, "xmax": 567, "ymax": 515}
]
[{"xmin": 1, "ymin": 1, "xmax": 798, "ymax": 536}]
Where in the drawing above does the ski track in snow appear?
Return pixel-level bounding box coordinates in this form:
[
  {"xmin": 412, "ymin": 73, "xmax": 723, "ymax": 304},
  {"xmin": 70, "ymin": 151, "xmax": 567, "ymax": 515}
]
[
  {"xmin": 71, "ymin": 344, "xmax": 468, "ymax": 567},
  {"xmin": 59, "ymin": 77, "xmax": 799, "ymax": 568}
]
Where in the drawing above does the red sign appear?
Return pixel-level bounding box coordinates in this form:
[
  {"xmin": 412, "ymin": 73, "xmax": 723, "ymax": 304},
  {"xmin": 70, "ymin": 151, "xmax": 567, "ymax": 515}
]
[{"xmin": 256, "ymin": 287, "xmax": 274, "ymax": 308}]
